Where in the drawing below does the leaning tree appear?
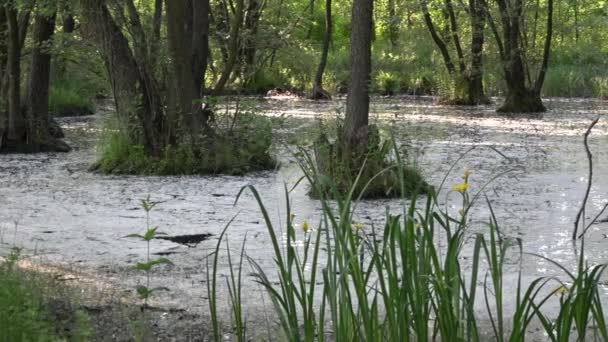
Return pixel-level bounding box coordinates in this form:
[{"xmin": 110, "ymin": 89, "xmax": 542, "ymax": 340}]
[
  {"xmin": 419, "ymin": 0, "xmax": 490, "ymax": 105},
  {"xmin": 483, "ymin": 0, "xmax": 554, "ymax": 113}
]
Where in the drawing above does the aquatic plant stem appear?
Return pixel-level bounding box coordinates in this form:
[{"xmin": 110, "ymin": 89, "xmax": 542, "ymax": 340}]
[{"xmin": 573, "ymin": 116, "xmax": 600, "ymax": 239}]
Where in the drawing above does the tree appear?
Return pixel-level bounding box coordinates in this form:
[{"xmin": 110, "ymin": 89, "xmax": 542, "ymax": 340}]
[
  {"xmin": 419, "ymin": 0, "xmax": 490, "ymax": 105},
  {"xmin": 483, "ymin": 0, "xmax": 554, "ymax": 113},
  {"xmin": 79, "ymin": 0, "xmax": 212, "ymax": 157},
  {"xmin": 311, "ymin": 0, "xmax": 332, "ymax": 100},
  {"xmin": 0, "ymin": 1, "xmax": 69, "ymax": 152},
  {"xmin": 343, "ymin": 0, "xmax": 373, "ymax": 154},
  {"xmin": 214, "ymin": 0, "xmax": 245, "ymax": 93}
]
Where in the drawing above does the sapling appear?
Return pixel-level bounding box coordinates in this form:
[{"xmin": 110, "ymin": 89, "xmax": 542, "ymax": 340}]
[{"xmin": 126, "ymin": 196, "xmax": 172, "ymax": 310}]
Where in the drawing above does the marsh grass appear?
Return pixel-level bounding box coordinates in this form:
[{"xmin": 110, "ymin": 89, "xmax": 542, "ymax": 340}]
[
  {"xmin": 207, "ymin": 146, "xmax": 608, "ymax": 341},
  {"xmin": 0, "ymin": 248, "xmax": 92, "ymax": 342},
  {"xmin": 49, "ymin": 81, "xmax": 95, "ymax": 117},
  {"xmin": 309, "ymin": 124, "xmax": 429, "ymax": 199},
  {"xmin": 94, "ymin": 101, "xmax": 276, "ymax": 175}
]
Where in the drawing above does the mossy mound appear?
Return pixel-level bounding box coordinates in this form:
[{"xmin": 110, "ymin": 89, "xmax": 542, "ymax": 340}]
[{"xmin": 307, "ymin": 123, "xmax": 430, "ymax": 199}]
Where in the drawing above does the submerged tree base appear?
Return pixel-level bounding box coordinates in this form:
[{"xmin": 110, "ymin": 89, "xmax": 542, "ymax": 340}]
[
  {"xmin": 497, "ymin": 91, "xmax": 546, "ymax": 113},
  {"xmin": 307, "ymin": 124, "xmax": 430, "ymax": 199}
]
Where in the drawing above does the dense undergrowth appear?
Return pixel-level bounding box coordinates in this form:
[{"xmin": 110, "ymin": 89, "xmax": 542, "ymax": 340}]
[{"xmin": 205, "ymin": 154, "xmax": 608, "ymax": 341}]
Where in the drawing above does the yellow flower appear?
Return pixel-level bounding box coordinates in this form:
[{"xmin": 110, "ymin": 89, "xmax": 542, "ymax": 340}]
[
  {"xmin": 552, "ymin": 285, "xmax": 569, "ymax": 296},
  {"xmin": 354, "ymin": 223, "xmax": 366, "ymax": 231},
  {"xmin": 458, "ymin": 209, "xmax": 465, "ymax": 216},
  {"xmin": 452, "ymin": 183, "xmax": 469, "ymax": 193},
  {"xmin": 302, "ymin": 221, "xmax": 311, "ymax": 233}
]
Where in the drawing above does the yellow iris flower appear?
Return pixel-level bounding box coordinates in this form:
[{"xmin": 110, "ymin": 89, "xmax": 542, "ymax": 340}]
[
  {"xmin": 302, "ymin": 221, "xmax": 311, "ymax": 233},
  {"xmin": 452, "ymin": 183, "xmax": 469, "ymax": 193}
]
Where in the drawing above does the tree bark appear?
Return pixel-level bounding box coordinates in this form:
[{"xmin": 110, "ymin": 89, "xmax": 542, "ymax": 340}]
[
  {"xmin": 467, "ymin": 0, "xmax": 489, "ymax": 104},
  {"xmin": 26, "ymin": 10, "xmax": 70, "ymax": 152},
  {"xmin": 0, "ymin": 7, "xmax": 6, "ymax": 145},
  {"xmin": 241, "ymin": 0, "xmax": 262, "ymax": 87},
  {"xmin": 166, "ymin": 0, "xmax": 209, "ymax": 133},
  {"xmin": 5, "ymin": 4, "xmax": 23, "ymax": 142},
  {"xmin": 80, "ymin": 0, "xmax": 166, "ymax": 156},
  {"xmin": 343, "ymin": 0, "xmax": 373, "ymax": 153},
  {"xmin": 311, "ymin": 0, "xmax": 332, "ymax": 100}
]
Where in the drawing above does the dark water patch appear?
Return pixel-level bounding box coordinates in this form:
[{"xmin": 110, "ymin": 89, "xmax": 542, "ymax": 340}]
[{"xmin": 155, "ymin": 234, "xmax": 213, "ymax": 247}]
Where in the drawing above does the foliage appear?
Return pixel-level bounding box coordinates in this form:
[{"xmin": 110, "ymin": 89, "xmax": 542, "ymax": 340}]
[{"xmin": 93, "ymin": 100, "xmax": 276, "ymax": 175}]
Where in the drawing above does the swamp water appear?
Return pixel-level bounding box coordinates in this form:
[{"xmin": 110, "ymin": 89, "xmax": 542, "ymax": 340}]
[{"xmin": 1, "ymin": 96, "xmax": 607, "ymax": 340}]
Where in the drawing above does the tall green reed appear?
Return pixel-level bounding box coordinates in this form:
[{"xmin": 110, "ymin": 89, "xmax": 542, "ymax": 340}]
[{"xmin": 207, "ymin": 147, "xmax": 607, "ymax": 341}]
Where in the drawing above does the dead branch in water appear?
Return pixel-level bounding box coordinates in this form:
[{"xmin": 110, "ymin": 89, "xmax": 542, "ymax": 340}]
[{"xmin": 573, "ymin": 116, "xmax": 600, "ymax": 240}]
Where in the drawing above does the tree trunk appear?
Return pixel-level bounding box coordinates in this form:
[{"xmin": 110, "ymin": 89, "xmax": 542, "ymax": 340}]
[
  {"xmin": 343, "ymin": 0, "xmax": 373, "ymax": 153},
  {"xmin": 166, "ymin": 0, "xmax": 208, "ymax": 134},
  {"xmin": 0, "ymin": 8, "xmax": 5, "ymax": 147},
  {"xmin": 241, "ymin": 0, "xmax": 261, "ymax": 87},
  {"xmin": 192, "ymin": 0, "xmax": 210, "ymax": 97},
  {"xmin": 214, "ymin": 0, "xmax": 244, "ymax": 93},
  {"xmin": 311, "ymin": 0, "xmax": 332, "ymax": 100},
  {"xmin": 0, "ymin": 7, "xmax": 7, "ymax": 108},
  {"xmin": 467, "ymin": 0, "xmax": 489, "ymax": 105},
  {"xmin": 5, "ymin": 4, "xmax": 23, "ymax": 142},
  {"xmin": 80, "ymin": 0, "xmax": 166, "ymax": 156},
  {"xmin": 387, "ymin": 0, "xmax": 398, "ymax": 47},
  {"xmin": 493, "ymin": 0, "xmax": 551, "ymax": 113},
  {"xmin": 26, "ymin": 11, "xmax": 70, "ymax": 152}
]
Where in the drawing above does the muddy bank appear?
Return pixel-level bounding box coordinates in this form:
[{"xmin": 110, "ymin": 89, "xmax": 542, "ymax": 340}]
[{"xmin": 1, "ymin": 96, "xmax": 608, "ymax": 340}]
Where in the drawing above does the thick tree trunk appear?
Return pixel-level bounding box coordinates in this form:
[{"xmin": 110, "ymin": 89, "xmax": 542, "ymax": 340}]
[
  {"xmin": 343, "ymin": 0, "xmax": 373, "ymax": 153},
  {"xmin": 494, "ymin": 0, "xmax": 551, "ymax": 113},
  {"xmin": 311, "ymin": 0, "xmax": 332, "ymax": 100},
  {"xmin": 0, "ymin": 7, "xmax": 7, "ymax": 116},
  {"xmin": 467, "ymin": 0, "xmax": 489, "ymax": 105},
  {"xmin": 192, "ymin": 0, "xmax": 210, "ymax": 97},
  {"xmin": 166, "ymin": 0, "xmax": 208, "ymax": 133},
  {"xmin": 80, "ymin": 0, "xmax": 166, "ymax": 156},
  {"xmin": 26, "ymin": 11, "xmax": 70, "ymax": 152},
  {"xmin": 5, "ymin": 5, "xmax": 23, "ymax": 142}
]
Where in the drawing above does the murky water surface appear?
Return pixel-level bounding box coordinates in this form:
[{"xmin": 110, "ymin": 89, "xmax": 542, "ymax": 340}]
[{"xmin": 1, "ymin": 96, "xmax": 608, "ymax": 329}]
